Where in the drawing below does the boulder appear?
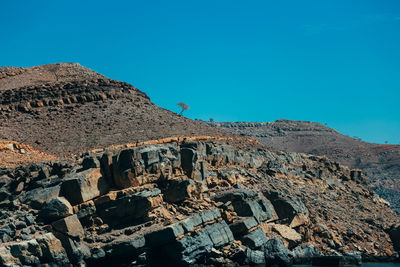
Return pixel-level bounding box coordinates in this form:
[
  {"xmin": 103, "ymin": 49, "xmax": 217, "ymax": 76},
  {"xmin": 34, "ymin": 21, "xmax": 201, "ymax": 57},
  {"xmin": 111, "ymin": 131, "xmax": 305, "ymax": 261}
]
[
  {"xmin": 271, "ymin": 223, "xmax": 302, "ymax": 248},
  {"xmin": 38, "ymin": 197, "xmax": 73, "ymax": 223},
  {"xmin": 36, "ymin": 233, "xmax": 69, "ymax": 265},
  {"xmin": 203, "ymin": 221, "xmax": 234, "ymax": 247},
  {"xmin": 244, "ymin": 248, "xmax": 265, "ymax": 265},
  {"xmin": 232, "ymin": 198, "xmax": 277, "ymax": 223},
  {"xmin": 213, "ymin": 188, "xmax": 258, "ymax": 203},
  {"xmin": 21, "ymin": 185, "xmax": 60, "ymax": 209},
  {"xmin": 263, "ymin": 237, "xmax": 291, "ymax": 267},
  {"xmin": 241, "ymin": 228, "xmax": 269, "ymax": 250},
  {"xmin": 151, "ymin": 221, "xmax": 233, "ymax": 265},
  {"xmin": 291, "ymin": 244, "xmax": 319, "ymax": 264},
  {"xmin": 61, "ymin": 168, "xmax": 109, "ymax": 205},
  {"xmin": 164, "ymin": 179, "xmax": 197, "ymax": 203},
  {"xmin": 104, "ymin": 235, "xmax": 145, "ymax": 258},
  {"xmin": 9, "ymin": 239, "xmax": 42, "ymax": 266},
  {"xmin": 96, "ymin": 188, "xmax": 162, "ymax": 224},
  {"xmin": 112, "ymin": 149, "xmax": 144, "ymax": 189},
  {"xmin": 264, "ymin": 191, "xmax": 309, "ymax": 227},
  {"xmin": 145, "ymin": 223, "xmax": 185, "ymax": 247},
  {"xmin": 229, "ymin": 217, "xmax": 259, "ymax": 237},
  {"xmin": 54, "ymin": 232, "xmax": 91, "ymax": 264},
  {"xmin": 52, "ymin": 214, "xmax": 84, "ymax": 238},
  {"xmin": 179, "ymin": 208, "xmax": 220, "ymax": 233},
  {"xmin": 155, "ymin": 229, "xmax": 213, "ymax": 265}
]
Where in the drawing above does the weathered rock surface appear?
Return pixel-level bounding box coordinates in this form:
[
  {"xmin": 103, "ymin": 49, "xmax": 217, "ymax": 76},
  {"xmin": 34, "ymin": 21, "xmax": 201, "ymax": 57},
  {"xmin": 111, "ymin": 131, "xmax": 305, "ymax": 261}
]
[{"xmin": 0, "ymin": 140, "xmax": 399, "ymax": 266}]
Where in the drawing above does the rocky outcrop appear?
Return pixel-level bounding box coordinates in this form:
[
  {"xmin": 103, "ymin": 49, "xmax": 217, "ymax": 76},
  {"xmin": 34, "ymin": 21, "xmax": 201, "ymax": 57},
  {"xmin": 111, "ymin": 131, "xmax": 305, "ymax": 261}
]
[{"xmin": 0, "ymin": 140, "xmax": 398, "ymax": 266}]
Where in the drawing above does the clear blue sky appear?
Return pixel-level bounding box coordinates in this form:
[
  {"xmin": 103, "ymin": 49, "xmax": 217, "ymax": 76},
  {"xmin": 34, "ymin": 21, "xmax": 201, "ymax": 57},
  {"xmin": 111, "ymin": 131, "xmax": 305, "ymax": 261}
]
[{"xmin": 1, "ymin": 0, "xmax": 399, "ymax": 144}]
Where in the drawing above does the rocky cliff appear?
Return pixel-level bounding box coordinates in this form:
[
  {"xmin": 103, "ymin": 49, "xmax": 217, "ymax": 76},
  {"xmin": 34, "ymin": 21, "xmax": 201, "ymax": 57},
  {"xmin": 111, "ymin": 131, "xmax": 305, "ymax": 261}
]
[
  {"xmin": 0, "ymin": 139, "xmax": 399, "ymax": 266},
  {"xmin": 208, "ymin": 120, "xmax": 400, "ymax": 215}
]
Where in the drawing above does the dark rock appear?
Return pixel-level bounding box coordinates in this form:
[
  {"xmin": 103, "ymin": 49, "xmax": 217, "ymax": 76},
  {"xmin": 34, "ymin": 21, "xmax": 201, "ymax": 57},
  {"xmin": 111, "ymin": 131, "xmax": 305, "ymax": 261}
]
[
  {"xmin": 0, "ymin": 175, "xmax": 12, "ymax": 188},
  {"xmin": 229, "ymin": 217, "xmax": 259, "ymax": 237},
  {"xmin": 52, "ymin": 214, "xmax": 84, "ymax": 238},
  {"xmin": 97, "ymin": 188, "xmax": 161, "ymax": 224},
  {"xmin": 291, "ymin": 244, "xmax": 319, "ymax": 264},
  {"xmin": 241, "ymin": 228, "xmax": 269, "ymax": 250},
  {"xmin": 343, "ymin": 252, "xmax": 362, "ymax": 266},
  {"xmin": 350, "ymin": 170, "xmax": 366, "ymax": 185},
  {"xmin": 389, "ymin": 223, "xmax": 400, "ymax": 252},
  {"xmin": 54, "ymin": 232, "xmax": 91, "ymax": 264},
  {"xmin": 203, "ymin": 221, "xmax": 234, "ymax": 247},
  {"xmin": 0, "ymin": 188, "xmax": 11, "ymax": 202},
  {"xmin": 15, "ymin": 220, "xmax": 27, "ymax": 230},
  {"xmin": 38, "ymin": 197, "xmax": 73, "ymax": 223},
  {"xmin": 61, "ymin": 168, "xmax": 109, "ymax": 205},
  {"xmin": 232, "ymin": 198, "xmax": 277, "ymax": 223},
  {"xmin": 164, "ymin": 179, "xmax": 197, "ymax": 203},
  {"xmin": 25, "ymin": 215, "xmax": 35, "ymax": 225},
  {"xmin": 263, "ymin": 237, "xmax": 291, "ymax": 267},
  {"xmin": 180, "ymin": 147, "xmax": 198, "ymax": 178},
  {"xmin": 101, "ymin": 235, "xmax": 145, "ymax": 263},
  {"xmin": 36, "ymin": 233, "xmax": 70, "ymax": 265},
  {"xmin": 81, "ymin": 155, "xmax": 101, "ymax": 171},
  {"xmin": 145, "ymin": 223, "xmax": 184, "ymax": 247},
  {"xmin": 155, "ymin": 229, "xmax": 213, "ymax": 265},
  {"xmin": 0, "ymin": 225, "xmax": 15, "ymax": 241},
  {"xmin": 99, "ymin": 152, "xmax": 115, "ymax": 187},
  {"xmin": 264, "ymin": 191, "xmax": 309, "ymax": 227},
  {"xmin": 21, "ymin": 185, "xmax": 61, "ymax": 209},
  {"xmin": 312, "ymin": 256, "xmax": 343, "ymax": 266},
  {"xmin": 245, "ymin": 248, "xmax": 266, "ymax": 265},
  {"xmin": 179, "ymin": 208, "xmax": 220, "ymax": 233},
  {"xmin": 213, "ymin": 188, "xmax": 258, "ymax": 203},
  {"xmin": 9, "ymin": 239, "xmax": 41, "ymax": 265}
]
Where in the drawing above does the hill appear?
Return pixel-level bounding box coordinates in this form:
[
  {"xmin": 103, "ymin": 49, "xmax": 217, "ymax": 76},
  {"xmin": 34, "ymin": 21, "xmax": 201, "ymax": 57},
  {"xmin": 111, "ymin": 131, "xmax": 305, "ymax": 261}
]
[
  {"xmin": 0, "ymin": 63, "xmax": 230, "ymax": 156},
  {"xmin": 208, "ymin": 120, "xmax": 400, "ymax": 214},
  {"xmin": 0, "ymin": 64, "xmax": 399, "ymax": 266}
]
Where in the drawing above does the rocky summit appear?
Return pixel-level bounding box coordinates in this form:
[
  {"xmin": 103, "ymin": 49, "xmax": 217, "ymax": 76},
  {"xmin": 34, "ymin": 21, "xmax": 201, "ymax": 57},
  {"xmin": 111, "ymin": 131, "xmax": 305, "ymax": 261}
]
[
  {"xmin": 0, "ymin": 64, "xmax": 399, "ymax": 266},
  {"xmin": 208, "ymin": 120, "xmax": 400, "ymax": 215}
]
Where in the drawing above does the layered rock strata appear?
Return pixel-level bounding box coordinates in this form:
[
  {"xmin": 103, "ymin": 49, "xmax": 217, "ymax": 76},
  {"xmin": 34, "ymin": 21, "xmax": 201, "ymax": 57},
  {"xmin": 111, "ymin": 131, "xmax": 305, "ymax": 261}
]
[{"xmin": 0, "ymin": 140, "xmax": 399, "ymax": 266}]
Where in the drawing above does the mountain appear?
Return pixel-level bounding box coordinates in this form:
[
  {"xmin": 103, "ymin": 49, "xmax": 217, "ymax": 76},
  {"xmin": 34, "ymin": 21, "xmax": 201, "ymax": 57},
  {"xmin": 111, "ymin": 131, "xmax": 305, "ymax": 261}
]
[
  {"xmin": 207, "ymin": 120, "xmax": 400, "ymax": 214},
  {"xmin": 0, "ymin": 63, "xmax": 230, "ymax": 155},
  {"xmin": 0, "ymin": 64, "xmax": 399, "ymax": 266}
]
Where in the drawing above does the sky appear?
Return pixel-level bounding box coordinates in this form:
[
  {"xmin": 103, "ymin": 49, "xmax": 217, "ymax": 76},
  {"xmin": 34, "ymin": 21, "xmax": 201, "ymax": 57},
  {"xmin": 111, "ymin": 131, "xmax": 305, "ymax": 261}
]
[{"xmin": 1, "ymin": 0, "xmax": 399, "ymax": 144}]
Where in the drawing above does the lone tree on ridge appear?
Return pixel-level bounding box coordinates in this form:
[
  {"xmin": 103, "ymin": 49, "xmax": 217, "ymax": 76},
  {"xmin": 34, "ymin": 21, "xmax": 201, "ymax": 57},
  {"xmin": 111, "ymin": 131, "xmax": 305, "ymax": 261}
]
[{"xmin": 177, "ymin": 102, "xmax": 190, "ymax": 115}]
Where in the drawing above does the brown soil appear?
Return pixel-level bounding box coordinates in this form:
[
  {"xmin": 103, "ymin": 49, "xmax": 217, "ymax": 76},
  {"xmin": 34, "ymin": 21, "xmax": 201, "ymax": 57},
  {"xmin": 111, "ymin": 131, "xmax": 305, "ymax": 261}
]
[{"xmin": 0, "ymin": 140, "xmax": 57, "ymax": 167}]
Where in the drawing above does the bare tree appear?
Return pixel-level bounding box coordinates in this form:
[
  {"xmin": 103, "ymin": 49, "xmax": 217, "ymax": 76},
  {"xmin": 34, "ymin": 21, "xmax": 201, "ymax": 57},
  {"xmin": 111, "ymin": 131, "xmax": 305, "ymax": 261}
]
[
  {"xmin": 47, "ymin": 64, "xmax": 60, "ymax": 81},
  {"xmin": 177, "ymin": 102, "xmax": 190, "ymax": 115}
]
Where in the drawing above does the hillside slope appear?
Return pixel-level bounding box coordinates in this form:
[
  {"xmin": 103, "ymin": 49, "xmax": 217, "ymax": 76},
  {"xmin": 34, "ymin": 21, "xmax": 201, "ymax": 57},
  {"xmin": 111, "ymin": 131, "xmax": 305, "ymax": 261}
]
[
  {"xmin": 208, "ymin": 120, "xmax": 400, "ymax": 214},
  {"xmin": 0, "ymin": 63, "xmax": 230, "ymax": 155}
]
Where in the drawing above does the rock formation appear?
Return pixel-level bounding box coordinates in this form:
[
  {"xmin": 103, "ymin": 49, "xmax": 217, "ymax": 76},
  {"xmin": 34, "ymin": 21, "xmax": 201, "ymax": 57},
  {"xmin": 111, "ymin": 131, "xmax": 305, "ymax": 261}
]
[{"xmin": 0, "ymin": 139, "xmax": 399, "ymax": 266}]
